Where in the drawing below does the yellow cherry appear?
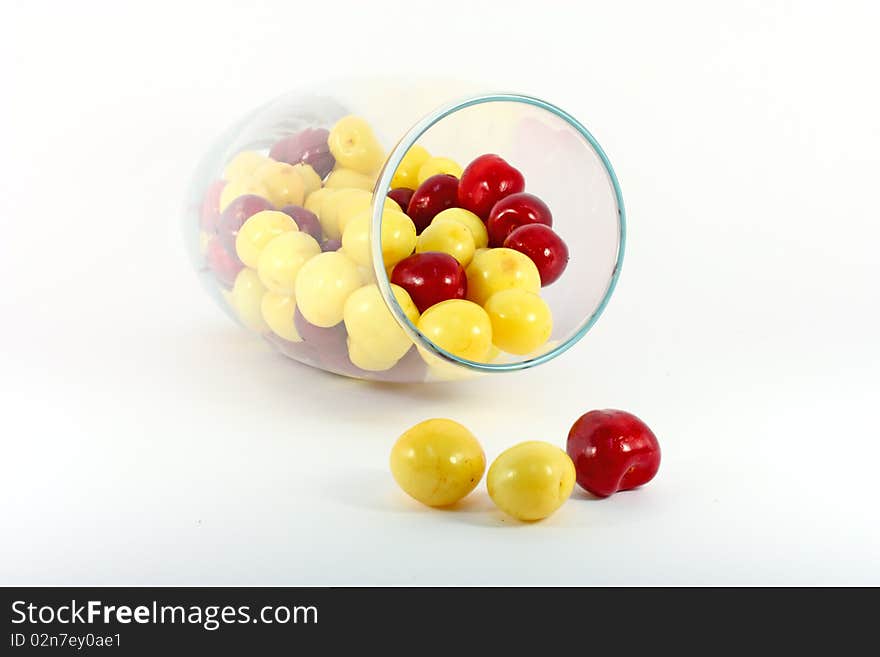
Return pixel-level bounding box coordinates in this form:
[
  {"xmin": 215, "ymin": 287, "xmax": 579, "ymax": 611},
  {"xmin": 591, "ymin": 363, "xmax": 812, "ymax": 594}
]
[
  {"xmin": 303, "ymin": 188, "xmax": 339, "ymax": 240},
  {"xmin": 465, "ymin": 247, "xmax": 541, "ymax": 306},
  {"xmin": 332, "ymin": 189, "xmax": 371, "ymax": 234},
  {"xmin": 256, "ymin": 230, "xmax": 321, "ymax": 295},
  {"xmin": 416, "ymin": 220, "xmax": 476, "ymax": 267},
  {"xmin": 327, "ymin": 115, "xmax": 385, "ymax": 174},
  {"xmin": 336, "ymin": 192, "xmax": 400, "ymax": 235},
  {"xmin": 487, "ymin": 441, "xmax": 575, "ymax": 521},
  {"xmin": 324, "ymin": 168, "xmax": 376, "ymax": 191},
  {"xmin": 342, "ymin": 208, "xmax": 417, "ymax": 269},
  {"xmin": 251, "ymin": 160, "xmax": 305, "ymax": 208},
  {"xmin": 218, "ymin": 177, "xmax": 269, "ymax": 212},
  {"xmin": 304, "ymin": 186, "xmax": 332, "ymax": 214},
  {"xmin": 484, "ymin": 289, "xmax": 553, "ymax": 355},
  {"xmin": 223, "ymin": 151, "xmax": 269, "ymax": 182},
  {"xmin": 230, "ymin": 268, "xmax": 269, "ymax": 333},
  {"xmin": 235, "ymin": 210, "xmax": 298, "ymax": 268},
  {"xmin": 347, "ymin": 338, "xmax": 398, "ymax": 372},
  {"xmin": 291, "ymin": 163, "xmax": 322, "ymax": 197},
  {"xmin": 319, "ymin": 188, "xmax": 367, "ymax": 241},
  {"xmin": 390, "ymin": 145, "xmax": 431, "ymax": 190},
  {"xmin": 431, "ymin": 207, "xmax": 489, "ymax": 249},
  {"xmin": 260, "ymin": 292, "xmax": 301, "ymax": 342},
  {"xmin": 294, "ymin": 251, "xmax": 362, "ymax": 327},
  {"xmin": 416, "ymin": 299, "xmax": 493, "ymax": 362},
  {"xmin": 390, "ymin": 418, "xmax": 486, "ymax": 507},
  {"xmin": 343, "ymin": 284, "xmax": 419, "ymax": 367},
  {"xmin": 416, "ymin": 156, "xmax": 463, "ymax": 185}
]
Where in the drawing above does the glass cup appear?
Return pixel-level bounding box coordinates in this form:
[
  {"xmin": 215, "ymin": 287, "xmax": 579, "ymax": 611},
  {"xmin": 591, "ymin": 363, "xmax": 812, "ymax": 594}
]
[{"xmin": 186, "ymin": 79, "xmax": 625, "ymax": 382}]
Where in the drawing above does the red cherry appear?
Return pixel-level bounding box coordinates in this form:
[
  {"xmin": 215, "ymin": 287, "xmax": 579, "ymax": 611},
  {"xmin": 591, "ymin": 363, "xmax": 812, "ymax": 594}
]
[
  {"xmin": 387, "ymin": 188, "xmax": 415, "ymax": 214},
  {"xmin": 487, "ymin": 192, "xmax": 553, "ymax": 247},
  {"xmin": 205, "ymin": 238, "xmax": 243, "ymax": 289},
  {"xmin": 280, "ymin": 205, "xmax": 323, "ymax": 242},
  {"xmin": 390, "ymin": 252, "xmax": 467, "ymax": 313},
  {"xmin": 407, "ymin": 174, "xmax": 459, "ymax": 233},
  {"xmin": 199, "ymin": 180, "xmax": 225, "ymax": 232},
  {"xmin": 216, "ymin": 194, "xmax": 274, "ymax": 255},
  {"xmin": 457, "ymin": 154, "xmax": 525, "ymax": 219},
  {"xmin": 566, "ymin": 410, "xmax": 661, "ymax": 498},
  {"xmin": 503, "ymin": 224, "xmax": 569, "ymax": 286},
  {"xmin": 269, "ymin": 127, "xmax": 335, "ymax": 178}
]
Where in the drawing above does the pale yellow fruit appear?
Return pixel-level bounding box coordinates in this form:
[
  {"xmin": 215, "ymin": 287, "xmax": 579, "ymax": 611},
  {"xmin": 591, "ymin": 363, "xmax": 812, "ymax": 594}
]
[
  {"xmin": 324, "ymin": 168, "xmax": 376, "ymax": 191},
  {"xmin": 487, "ymin": 442, "xmax": 575, "ymax": 521},
  {"xmin": 417, "ymin": 299, "xmax": 493, "ymax": 362},
  {"xmin": 432, "ymin": 208, "xmax": 489, "ymax": 249},
  {"xmin": 291, "ymin": 163, "xmax": 322, "ymax": 197},
  {"xmin": 218, "ymin": 177, "xmax": 269, "ymax": 212},
  {"xmin": 390, "ymin": 145, "xmax": 431, "ymax": 190},
  {"xmin": 235, "ymin": 210, "xmax": 298, "ymax": 268},
  {"xmin": 416, "ymin": 156, "xmax": 462, "ymax": 185},
  {"xmin": 320, "ymin": 188, "xmax": 368, "ymax": 241},
  {"xmin": 390, "ymin": 418, "xmax": 486, "ymax": 507},
  {"xmin": 294, "ymin": 251, "xmax": 362, "ymax": 327},
  {"xmin": 256, "ymin": 230, "xmax": 321, "ymax": 295},
  {"xmin": 336, "ymin": 192, "xmax": 400, "ymax": 235},
  {"xmin": 342, "ymin": 208, "xmax": 417, "ymax": 269},
  {"xmin": 251, "ymin": 160, "xmax": 305, "ymax": 208},
  {"xmin": 304, "ymin": 188, "xmax": 339, "ymax": 240},
  {"xmin": 343, "ymin": 284, "xmax": 419, "ymax": 367},
  {"xmin": 347, "ymin": 338, "xmax": 400, "ymax": 372},
  {"xmin": 223, "ymin": 151, "xmax": 269, "ymax": 182},
  {"xmin": 327, "ymin": 115, "xmax": 385, "ymax": 174},
  {"xmin": 416, "ymin": 220, "xmax": 476, "ymax": 267},
  {"xmin": 230, "ymin": 268, "xmax": 269, "ymax": 333},
  {"xmin": 465, "ymin": 248, "xmax": 541, "ymax": 306},
  {"xmin": 484, "ymin": 289, "xmax": 553, "ymax": 355},
  {"xmin": 260, "ymin": 292, "xmax": 301, "ymax": 342}
]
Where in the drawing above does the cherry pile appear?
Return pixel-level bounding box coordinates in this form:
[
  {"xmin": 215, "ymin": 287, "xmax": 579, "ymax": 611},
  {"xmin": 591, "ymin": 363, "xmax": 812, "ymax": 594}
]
[
  {"xmin": 389, "ymin": 153, "xmax": 570, "ymax": 303},
  {"xmin": 197, "ymin": 115, "xmax": 572, "ymax": 380}
]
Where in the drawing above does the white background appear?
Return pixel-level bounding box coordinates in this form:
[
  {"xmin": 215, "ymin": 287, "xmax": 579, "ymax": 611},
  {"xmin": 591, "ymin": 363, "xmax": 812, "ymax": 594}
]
[{"xmin": 1, "ymin": 1, "xmax": 878, "ymax": 585}]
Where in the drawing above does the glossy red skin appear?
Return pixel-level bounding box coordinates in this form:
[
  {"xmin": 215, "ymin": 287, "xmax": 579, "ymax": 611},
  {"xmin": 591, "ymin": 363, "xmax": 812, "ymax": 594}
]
[
  {"xmin": 205, "ymin": 238, "xmax": 244, "ymax": 289},
  {"xmin": 391, "ymin": 252, "xmax": 467, "ymax": 313},
  {"xmin": 503, "ymin": 224, "xmax": 569, "ymax": 286},
  {"xmin": 387, "ymin": 187, "xmax": 415, "ymax": 214},
  {"xmin": 407, "ymin": 174, "xmax": 459, "ymax": 233},
  {"xmin": 457, "ymin": 154, "xmax": 525, "ymax": 219},
  {"xmin": 281, "ymin": 204, "xmax": 323, "ymax": 242},
  {"xmin": 199, "ymin": 180, "xmax": 225, "ymax": 232},
  {"xmin": 567, "ymin": 410, "xmax": 661, "ymax": 498},
  {"xmin": 487, "ymin": 192, "xmax": 553, "ymax": 247},
  {"xmin": 216, "ymin": 194, "xmax": 274, "ymax": 256}
]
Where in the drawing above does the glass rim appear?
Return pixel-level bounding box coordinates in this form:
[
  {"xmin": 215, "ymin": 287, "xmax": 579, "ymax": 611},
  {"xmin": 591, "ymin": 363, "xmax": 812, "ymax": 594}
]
[{"xmin": 370, "ymin": 92, "xmax": 627, "ymax": 373}]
